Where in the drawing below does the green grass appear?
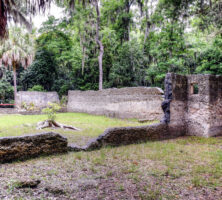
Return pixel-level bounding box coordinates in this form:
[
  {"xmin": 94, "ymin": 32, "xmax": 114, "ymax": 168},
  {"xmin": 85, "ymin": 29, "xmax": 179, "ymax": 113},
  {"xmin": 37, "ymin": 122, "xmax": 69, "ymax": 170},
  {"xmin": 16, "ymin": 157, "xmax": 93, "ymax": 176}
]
[
  {"xmin": 0, "ymin": 113, "xmax": 155, "ymax": 144},
  {"xmin": 0, "ymin": 113, "xmax": 221, "ymax": 199}
]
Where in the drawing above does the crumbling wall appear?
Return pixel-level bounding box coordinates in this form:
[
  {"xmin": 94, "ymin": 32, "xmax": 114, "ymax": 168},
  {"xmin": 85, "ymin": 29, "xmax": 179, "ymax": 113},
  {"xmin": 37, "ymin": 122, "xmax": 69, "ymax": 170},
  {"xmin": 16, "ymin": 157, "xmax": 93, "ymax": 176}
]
[
  {"xmin": 207, "ymin": 75, "xmax": 222, "ymax": 136},
  {"xmin": 162, "ymin": 73, "xmax": 222, "ymax": 137},
  {"xmin": 162, "ymin": 73, "xmax": 187, "ymax": 136},
  {"xmin": 0, "ymin": 108, "xmax": 16, "ymax": 114},
  {"xmin": 67, "ymin": 87, "xmax": 164, "ymax": 120},
  {"xmin": 186, "ymin": 74, "xmax": 222, "ymax": 137},
  {"xmin": 68, "ymin": 123, "xmax": 181, "ymax": 152},
  {"xmin": 186, "ymin": 75, "xmax": 211, "ymax": 136},
  {"xmin": 0, "ymin": 132, "xmax": 67, "ymax": 163},
  {"xmin": 15, "ymin": 91, "xmax": 60, "ymax": 110}
]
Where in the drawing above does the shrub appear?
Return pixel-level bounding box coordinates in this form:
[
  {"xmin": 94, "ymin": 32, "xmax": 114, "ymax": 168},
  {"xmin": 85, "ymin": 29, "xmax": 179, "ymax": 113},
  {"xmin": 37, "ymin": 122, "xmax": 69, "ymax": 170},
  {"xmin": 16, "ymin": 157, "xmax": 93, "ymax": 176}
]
[
  {"xmin": 0, "ymin": 80, "xmax": 14, "ymax": 103},
  {"xmin": 21, "ymin": 102, "xmax": 36, "ymax": 111},
  {"xmin": 60, "ymin": 96, "xmax": 68, "ymax": 106},
  {"xmin": 28, "ymin": 85, "xmax": 46, "ymax": 92},
  {"xmin": 42, "ymin": 103, "xmax": 61, "ymax": 121}
]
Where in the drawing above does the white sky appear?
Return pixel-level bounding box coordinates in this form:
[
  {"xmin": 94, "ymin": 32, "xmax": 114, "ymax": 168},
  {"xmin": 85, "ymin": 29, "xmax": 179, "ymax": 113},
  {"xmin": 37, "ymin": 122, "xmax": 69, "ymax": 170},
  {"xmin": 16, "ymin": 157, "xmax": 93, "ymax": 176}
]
[{"xmin": 32, "ymin": 4, "xmax": 64, "ymax": 29}]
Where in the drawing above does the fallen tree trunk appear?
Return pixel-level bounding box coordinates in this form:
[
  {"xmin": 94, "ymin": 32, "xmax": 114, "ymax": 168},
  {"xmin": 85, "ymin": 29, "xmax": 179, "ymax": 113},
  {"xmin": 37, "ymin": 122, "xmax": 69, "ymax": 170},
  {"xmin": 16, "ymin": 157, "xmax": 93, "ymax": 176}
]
[{"xmin": 37, "ymin": 120, "xmax": 80, "ymax": 131}]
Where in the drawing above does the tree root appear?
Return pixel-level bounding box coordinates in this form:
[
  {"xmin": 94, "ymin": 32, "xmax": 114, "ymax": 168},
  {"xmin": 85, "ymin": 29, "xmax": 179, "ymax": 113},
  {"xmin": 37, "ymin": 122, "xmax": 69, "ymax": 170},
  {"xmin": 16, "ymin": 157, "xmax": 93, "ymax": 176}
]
[{"xmin": 37, "ymin": 120, "xmax": 81, "ymax": 131}]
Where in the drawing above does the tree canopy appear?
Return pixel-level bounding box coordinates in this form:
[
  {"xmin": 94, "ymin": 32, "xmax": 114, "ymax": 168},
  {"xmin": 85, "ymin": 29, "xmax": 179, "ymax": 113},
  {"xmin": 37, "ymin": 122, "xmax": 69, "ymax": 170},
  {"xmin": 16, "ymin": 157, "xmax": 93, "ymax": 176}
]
[{"xmin": 0, "ymin": 0, "xmax": 221, "ymax": 102}]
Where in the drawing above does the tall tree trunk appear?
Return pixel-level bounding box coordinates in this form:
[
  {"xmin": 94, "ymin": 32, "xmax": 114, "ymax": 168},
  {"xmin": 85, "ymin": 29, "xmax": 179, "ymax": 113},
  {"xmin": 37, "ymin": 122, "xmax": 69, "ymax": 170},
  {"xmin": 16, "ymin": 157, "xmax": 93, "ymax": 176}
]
[
  {"xmin": 200, "ymin": 0, "xmax": 204, "ymax": 13},
  {"xmin": 124, "ymin": 0, "xmax": 131, "ymax": 41},
  {"xmin": 209, "ymin": 0, "xmax": 212, "ymax": 8},
  {"xmin": 143, "ymin": 1, "xmax": 152, "ymax": 46},
  {"xmin": 13, "ymin": 62, "xmax": 17, "ymax": 100},
  {"xmin": 82, "ymin": 45, "xmax": 86, "ymax": 75},
  {"xmin": 80, "ymin": 33, "xmax": 86, "ymax": 75},
  {"xmin": 0, "ymin": 0, "xmax": 7, "ymax": 38},
  {"xmin": 123, "ymin": 0, "xmax": 135, "ymax": 41},
  {"xmin": 94, "ymin": 0, "xmax": 104, "ymax": 90},
  {"xmin": 144, "ymin": 22, "xmax": 150, "ymax": 45}
]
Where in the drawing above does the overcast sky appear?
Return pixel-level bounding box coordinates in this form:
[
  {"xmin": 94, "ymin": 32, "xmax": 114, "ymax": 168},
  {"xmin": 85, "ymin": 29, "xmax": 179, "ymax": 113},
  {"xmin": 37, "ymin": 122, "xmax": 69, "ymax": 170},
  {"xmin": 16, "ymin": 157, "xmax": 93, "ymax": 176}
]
[{"xmin": 32, "ymin": 4, "xmax": 64, "ymax": 29}]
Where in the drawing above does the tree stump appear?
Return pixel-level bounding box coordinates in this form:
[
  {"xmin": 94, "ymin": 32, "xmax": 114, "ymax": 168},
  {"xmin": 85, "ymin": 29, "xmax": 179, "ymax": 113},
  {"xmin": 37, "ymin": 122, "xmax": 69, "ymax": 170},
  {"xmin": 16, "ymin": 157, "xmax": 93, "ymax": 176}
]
[{"xmin": 37, "ymin": 120, "xmax": 80, "ymax": 131}]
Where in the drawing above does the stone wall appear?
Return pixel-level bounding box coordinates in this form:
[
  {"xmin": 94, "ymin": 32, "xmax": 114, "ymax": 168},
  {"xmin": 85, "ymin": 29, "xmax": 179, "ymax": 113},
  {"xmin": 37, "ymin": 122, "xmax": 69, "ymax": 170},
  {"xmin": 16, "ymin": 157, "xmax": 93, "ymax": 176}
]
[
  {"xmin": 0, "ymin": 123, "xmax": 179, "ymax": 162},
  {"xmin": 208, "ymin": 75, "xmax": 222, "ymax": 136},
  {"xmin": 186, "ymin": 75, "xmax": 210, "ymax": 136},
  {"xmin": 0, "ymin": 108, "xmax": 17, "ymax": 114},
  {"xmin": 15, "ymin": 91, "xmax": 60, "ymax": 109},
  {"xmin": 162, "ymin": 73, "xmax": 222, "ymax": 137},
  {"xmin": 161, "ymin": 74, "xmax": 187, "ymax": 136},
  {"xmin": 67, "ymin": 87, "xmax": 164, "ymax": 120},
  {"xmin": 0, "ymin": 132, "xmax": 67, "ymax": 163},
  {"xmin": 186, "ymin": 75, "xmax": 222, "ymax": 137},
  {"xmin": 68, "ymin": 123, "xmax": 182, "ymax": 152}
]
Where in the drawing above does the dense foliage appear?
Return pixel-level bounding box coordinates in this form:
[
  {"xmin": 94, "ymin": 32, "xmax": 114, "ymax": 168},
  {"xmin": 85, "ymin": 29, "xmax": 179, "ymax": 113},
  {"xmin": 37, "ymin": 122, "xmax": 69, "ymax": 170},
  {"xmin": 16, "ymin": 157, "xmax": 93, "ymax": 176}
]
[
  {"xmin": 0, "ymin": 69, "xmax": 13, "ymax": 103},
  {"xmin": 0, "ymin": 0, "xmax": 221, "ymax": 102}
]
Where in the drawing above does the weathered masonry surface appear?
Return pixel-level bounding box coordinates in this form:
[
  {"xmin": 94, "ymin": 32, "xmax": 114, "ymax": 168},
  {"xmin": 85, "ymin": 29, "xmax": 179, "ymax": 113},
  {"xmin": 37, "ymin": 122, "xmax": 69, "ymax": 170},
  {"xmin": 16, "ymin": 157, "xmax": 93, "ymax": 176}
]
[
  {"xmin": 67, "ymin": 87, "xmax": 164, "ymax": 120},
  {"xmin": 69, "ymin": 73, "xmax": 222, "ymax": 153},
  {"xmin": 162, "ymin": 73, "xmax": 222, "ymax": 137},
  {"xmin": 0, "ymin": 108, "xmax": 16, "ymax": 114},
  {"xmin": 1, "ymin": 74, "xmax": 222, "ymax": 163},
  {"xmin": 15, "ymin": 91, "xmax": 60, "ymax": 110},
  {"xmin": 0, "ymin": 133, "xmax": 67, "ymax": 163},
  {"xmin": 68, "ymin": 123, "xmax": 182, "ymax": 152}
]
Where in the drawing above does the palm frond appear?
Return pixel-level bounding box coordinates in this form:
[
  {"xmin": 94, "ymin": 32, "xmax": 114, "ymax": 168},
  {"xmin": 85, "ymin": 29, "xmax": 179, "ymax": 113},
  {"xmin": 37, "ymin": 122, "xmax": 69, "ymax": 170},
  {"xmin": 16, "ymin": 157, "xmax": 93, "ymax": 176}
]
[
  {"xmin": 0, "ymin": 0, "xmax": 54, "ymax": 38},
  {"xmin": 0, "ymin": 0, "xmax": 94, "ymax": 38},
  {"xmin": 0, "ymin": 26, "xmax": 35, "ymax": 69},
  {"xmin": 7, "ymin": 4, "xmax": 32, "ymax": 32}
]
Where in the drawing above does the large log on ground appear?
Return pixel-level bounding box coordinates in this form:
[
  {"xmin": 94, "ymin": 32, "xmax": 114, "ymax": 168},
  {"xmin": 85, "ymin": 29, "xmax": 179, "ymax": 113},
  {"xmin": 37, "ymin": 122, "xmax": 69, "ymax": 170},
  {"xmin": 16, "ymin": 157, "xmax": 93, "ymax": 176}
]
[{"xmin": 0, "ymin": 132, "xmax": 68, "ymax": 163}]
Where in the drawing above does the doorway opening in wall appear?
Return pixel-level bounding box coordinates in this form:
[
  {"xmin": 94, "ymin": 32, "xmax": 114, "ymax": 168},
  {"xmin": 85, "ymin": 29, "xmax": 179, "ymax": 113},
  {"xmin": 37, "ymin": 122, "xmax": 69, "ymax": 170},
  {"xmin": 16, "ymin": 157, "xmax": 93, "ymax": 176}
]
[{"xmin": 190, "ymin": 83, "xmax": 199, "ymax": 95}]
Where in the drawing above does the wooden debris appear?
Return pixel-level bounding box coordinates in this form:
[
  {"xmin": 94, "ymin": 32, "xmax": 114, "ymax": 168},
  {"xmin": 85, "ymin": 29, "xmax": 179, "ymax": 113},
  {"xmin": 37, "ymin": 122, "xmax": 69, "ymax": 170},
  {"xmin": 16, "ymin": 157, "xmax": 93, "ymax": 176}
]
[{"xmin": 37, "ymin": 120, "xmax": 80, "ymax": 131}]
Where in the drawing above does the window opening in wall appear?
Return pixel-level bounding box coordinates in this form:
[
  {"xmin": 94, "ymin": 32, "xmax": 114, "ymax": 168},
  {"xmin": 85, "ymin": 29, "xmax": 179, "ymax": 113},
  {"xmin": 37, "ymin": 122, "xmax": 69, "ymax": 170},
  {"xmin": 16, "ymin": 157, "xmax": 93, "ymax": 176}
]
[{"xmin": 190, "ymin": 83, "xmax": 199, "ymax": 94}]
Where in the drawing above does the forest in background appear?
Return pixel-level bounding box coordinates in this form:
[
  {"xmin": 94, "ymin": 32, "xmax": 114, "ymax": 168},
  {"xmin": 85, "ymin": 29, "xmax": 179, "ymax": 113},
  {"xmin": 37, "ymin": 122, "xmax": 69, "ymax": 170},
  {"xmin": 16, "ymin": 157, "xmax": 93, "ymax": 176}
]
[{"xmin": 0, "ymin": 0, "xmax": 221, "ymax": 103}]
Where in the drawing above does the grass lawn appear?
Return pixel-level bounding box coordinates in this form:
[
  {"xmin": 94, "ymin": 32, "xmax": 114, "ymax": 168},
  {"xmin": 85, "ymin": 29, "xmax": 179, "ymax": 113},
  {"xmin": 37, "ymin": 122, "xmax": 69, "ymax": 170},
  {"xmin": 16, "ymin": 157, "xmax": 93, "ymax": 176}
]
[
  {"xmin": 0, "ymin": 113, "xmax": 154, "ymax": 145},
  {"xmin": 0, "ymin": 113, "xmax": 221, "ymax": 199}
]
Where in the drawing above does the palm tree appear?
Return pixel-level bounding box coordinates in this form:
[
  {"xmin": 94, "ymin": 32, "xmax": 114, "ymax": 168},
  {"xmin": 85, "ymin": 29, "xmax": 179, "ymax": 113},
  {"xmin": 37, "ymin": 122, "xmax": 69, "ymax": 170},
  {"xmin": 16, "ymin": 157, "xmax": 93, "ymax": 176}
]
[
  {"xmin": 0, "ymin": 0, "xmax": 104, "ymax": 90},
  {"xmin": 0, "ymin": 26, "xmax": 34, "ymax": 99}
]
